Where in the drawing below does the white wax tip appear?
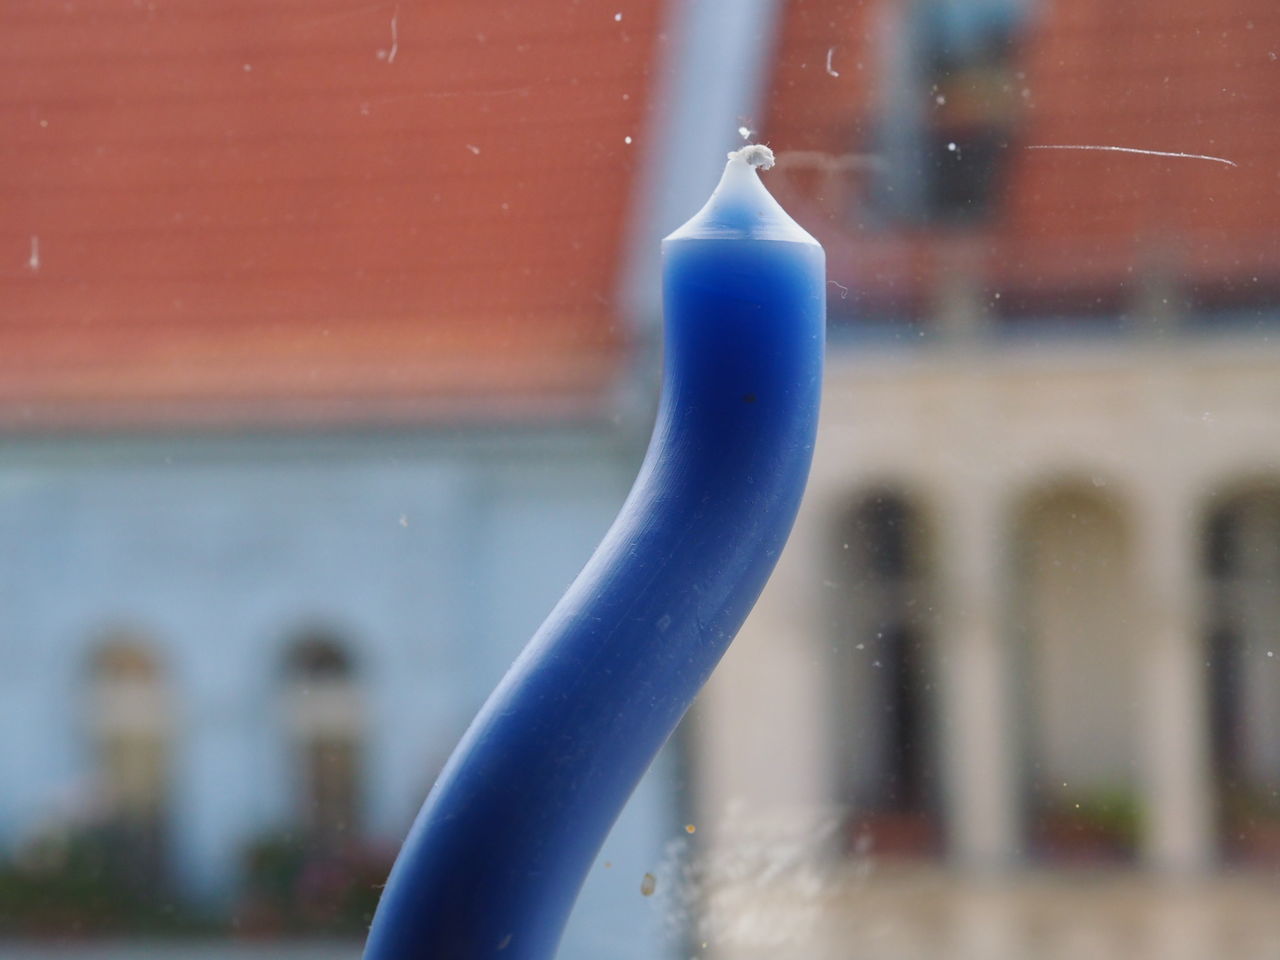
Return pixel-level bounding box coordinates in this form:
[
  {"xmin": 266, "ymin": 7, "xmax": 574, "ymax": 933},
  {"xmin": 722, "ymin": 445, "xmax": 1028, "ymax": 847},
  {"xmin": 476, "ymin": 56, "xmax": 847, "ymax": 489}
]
[
  {"xmin": 664, "ymin": 140, "xmax": 815, "ymax": 244},
  {"xmin": 727, "ymin": 144, "xmax": 775, "ymax": 170}
]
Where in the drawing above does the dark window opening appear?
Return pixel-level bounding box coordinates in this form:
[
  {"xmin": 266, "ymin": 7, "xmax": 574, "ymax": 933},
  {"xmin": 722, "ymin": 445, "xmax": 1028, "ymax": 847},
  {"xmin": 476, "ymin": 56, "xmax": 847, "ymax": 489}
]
[
  {"xmin": 880, "ymin": 623, "xmax": 930, "ymax": 813},
  {"xmin": 836, "ymin": 492, "xmax": 939, "ymax": 858},
  {"xmin": 1203, "ymin": 493, "xmax": 1280, "ymax": 864},
  {"xmin": 284, "ymin": 631, "xmax": 363, "ymax": 845},
  {"xmin": 869, "ymin": 0, "xmax": 1030, "ymax": 226}
]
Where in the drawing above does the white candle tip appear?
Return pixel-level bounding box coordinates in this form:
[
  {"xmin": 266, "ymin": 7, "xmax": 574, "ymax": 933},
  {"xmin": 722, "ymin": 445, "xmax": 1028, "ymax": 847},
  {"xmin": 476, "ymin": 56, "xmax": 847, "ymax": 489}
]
[{"xmin": 727, "ymin": 144, "xmax": 775, "ymax": 170}]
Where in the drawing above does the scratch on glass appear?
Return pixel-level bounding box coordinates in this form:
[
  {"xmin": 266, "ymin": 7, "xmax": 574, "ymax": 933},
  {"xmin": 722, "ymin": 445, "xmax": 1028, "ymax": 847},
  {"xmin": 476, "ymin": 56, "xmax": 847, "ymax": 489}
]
[
  {"xmin": 377, "ymin": 5, "xmax": 399, "ymax": 63},
  {"xmin": 1026, "ymin": 144, "xmax": 1237, "ymax": 167}
]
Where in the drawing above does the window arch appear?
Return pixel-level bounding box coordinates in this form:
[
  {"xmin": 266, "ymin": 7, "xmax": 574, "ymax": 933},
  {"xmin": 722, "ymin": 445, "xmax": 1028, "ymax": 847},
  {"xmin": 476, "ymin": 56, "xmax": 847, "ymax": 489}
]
[
  {"xmin": 1014, "ymin": 486, "xmax": 1140, "ymax": 863},
  {"xmin": 831, "ymin": 488, "xmax": 940, "ymax": 857},
  {"xmin": 283, "ymin": 629, "xmax": 364, "ymax": 844},
  {"xmin": 87, "ymin": 629, "xmax": 172, "ymax": 887}
]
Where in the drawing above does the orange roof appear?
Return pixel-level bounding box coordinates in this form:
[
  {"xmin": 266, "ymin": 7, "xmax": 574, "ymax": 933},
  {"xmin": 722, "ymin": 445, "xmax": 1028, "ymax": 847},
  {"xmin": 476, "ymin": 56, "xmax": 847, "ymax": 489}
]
[
  {"xmin": 0, "ymin": 0, "xmax": 662, "ymax": 429},
  {"xmin": 762, "ymin": 0, "xmax": 1280, "ymax": 321}
]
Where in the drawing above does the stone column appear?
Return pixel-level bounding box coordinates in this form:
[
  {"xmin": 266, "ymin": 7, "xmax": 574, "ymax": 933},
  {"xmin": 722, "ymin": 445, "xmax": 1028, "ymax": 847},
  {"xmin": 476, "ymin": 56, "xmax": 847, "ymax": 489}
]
[
  {"xmin": 1134, "ymin": 486, "xmax": 1215, "ymax": 873},
  {"xmin": 170, "ymin": 672, "xmax": 263, "ymax": 903},
  {"xmin": 932, "ymin": 235, "xmax": 990, "ymax": 345},
  {"xmin": 694, "ymin": 499, "xmax": 838, "ymax": 831},
  {"xmin": 935, "ymin": 483, "xmax": 1021, "ymax": 868}
]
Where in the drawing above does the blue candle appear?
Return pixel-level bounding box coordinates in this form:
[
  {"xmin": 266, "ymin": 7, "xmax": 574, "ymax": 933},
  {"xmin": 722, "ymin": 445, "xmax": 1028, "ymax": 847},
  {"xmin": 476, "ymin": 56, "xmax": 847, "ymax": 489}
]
[{"xmin": 363, "ymin": 145, "xmax": 824, "ymax": 960}]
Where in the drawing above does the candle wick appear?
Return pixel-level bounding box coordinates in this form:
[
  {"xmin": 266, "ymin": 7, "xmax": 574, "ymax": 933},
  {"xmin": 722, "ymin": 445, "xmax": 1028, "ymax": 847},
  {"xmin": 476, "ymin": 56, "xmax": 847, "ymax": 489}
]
[{"xmin": 727, "ymin": 143, "xmax": 775, "ymax": 170}]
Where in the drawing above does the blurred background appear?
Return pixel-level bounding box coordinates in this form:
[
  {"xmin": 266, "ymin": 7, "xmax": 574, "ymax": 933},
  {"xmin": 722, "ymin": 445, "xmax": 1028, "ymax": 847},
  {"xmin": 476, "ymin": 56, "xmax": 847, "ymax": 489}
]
[{"xmin": 2, "ymin": 0, "xmax": 1279, "ymax": 958}]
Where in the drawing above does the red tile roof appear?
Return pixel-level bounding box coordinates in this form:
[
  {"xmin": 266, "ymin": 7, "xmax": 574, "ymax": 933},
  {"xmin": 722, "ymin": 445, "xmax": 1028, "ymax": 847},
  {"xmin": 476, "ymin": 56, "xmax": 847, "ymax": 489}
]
[
  {"xmin": 0, "ymin": 0, "xmax": 662, "ymax": 429},
  {"xmin": 762, "ymin": 0, "xmax": 1280, "ymax": 320}
]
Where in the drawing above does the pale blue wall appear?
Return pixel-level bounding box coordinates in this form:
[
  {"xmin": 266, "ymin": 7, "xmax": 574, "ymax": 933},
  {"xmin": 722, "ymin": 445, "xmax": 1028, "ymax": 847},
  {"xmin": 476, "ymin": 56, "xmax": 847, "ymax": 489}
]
[{"xmin": 0, "ymin": 427, "xmax": 679, "ymax": 959}]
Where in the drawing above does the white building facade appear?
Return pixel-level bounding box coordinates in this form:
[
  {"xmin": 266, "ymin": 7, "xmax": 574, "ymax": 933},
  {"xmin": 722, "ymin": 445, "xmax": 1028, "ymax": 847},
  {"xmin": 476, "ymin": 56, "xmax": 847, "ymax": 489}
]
[
  {"xmin": 691, "ymin": 324, "xmax": 1280, "ymax": 958},
  {"xmin": 0, "ymin": 427, "xmax": 677, "ymax": 957}
]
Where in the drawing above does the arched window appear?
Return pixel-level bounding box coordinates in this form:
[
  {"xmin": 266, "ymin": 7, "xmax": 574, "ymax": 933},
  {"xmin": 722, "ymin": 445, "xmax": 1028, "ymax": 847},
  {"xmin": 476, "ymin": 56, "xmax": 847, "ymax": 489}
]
[
  {"xmin": 832, "ymin": 489, "xmax": 939, "ymax": 856},
  {"xmin": 1203, "ymin": 489, "xmax": 1280, "ymax": 863},
  {"xmin": 1015, "ymin": 488, "xmax": 1140, "ymax": 863},
  {"xmin": 284, "ymin": 631, "xmax": 363, "ymax": 844},
  {"xmin": 87, "ymin": 632, "xmax": 171, "ymax": 886}
]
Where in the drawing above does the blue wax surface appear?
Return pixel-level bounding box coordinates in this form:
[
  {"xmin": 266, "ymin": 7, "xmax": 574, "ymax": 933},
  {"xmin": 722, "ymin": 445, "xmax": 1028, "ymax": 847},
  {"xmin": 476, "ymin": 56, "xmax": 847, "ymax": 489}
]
[{"xmin": 363, "ymin": 158, "xmax": 825, "ymax": 960}]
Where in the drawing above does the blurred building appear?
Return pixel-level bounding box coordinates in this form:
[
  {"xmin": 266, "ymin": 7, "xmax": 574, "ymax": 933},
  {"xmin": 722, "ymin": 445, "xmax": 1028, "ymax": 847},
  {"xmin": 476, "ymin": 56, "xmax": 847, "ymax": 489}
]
[
  {"xmin": 688, "ymin": 0, "xmax": 1280, "ymax": 957},
  {"xmin": 0, "ymin": 0, "xmax": 679, "ymax": 953},
  {"xmin": 5, "ymin": 0, "xmax": 1280, "ymax": 957}
]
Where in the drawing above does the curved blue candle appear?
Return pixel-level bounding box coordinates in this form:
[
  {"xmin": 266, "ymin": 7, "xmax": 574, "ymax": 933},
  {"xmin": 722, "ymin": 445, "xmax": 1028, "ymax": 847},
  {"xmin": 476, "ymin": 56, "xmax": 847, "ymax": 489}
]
[{"xmin": 363, "ymin": 147, "xmax": 824, "ymax": 960}]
